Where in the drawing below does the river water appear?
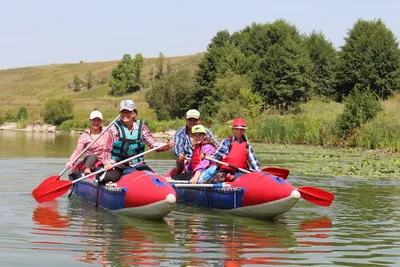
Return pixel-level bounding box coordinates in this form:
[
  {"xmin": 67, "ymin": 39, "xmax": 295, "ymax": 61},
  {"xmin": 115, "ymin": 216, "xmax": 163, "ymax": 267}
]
[{"xmin": 0, "ymin": 131, "xmax": 399, "ymax": 266}]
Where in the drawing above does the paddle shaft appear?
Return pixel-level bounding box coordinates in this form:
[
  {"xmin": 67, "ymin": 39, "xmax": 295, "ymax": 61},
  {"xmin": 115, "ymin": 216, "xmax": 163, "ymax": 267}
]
[
  {"xmin": 172, "ymin": 183, "xmax": 225, "ymax": 188},
  {"xmin": 60, "ymin": 115, "xmax": 121, "ymax": 177},
  {"xmin": 70, "ymin": 144, "xmax": 168, "ymax": 185},
  {"xmin": 205, "ymin": 156, "xmax": 289, "ymax": 179},
  {"xmin": 204, "ymin": 156, "xmax": 251, "ymax": 173}
]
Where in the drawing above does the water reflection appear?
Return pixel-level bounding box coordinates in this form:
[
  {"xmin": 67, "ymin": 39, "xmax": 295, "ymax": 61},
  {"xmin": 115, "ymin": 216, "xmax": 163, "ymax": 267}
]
[
  {"xmin": 7, "ymin": 130, "xmax": 399, "ymax": 266},
  {"xmin": 163, "ymin": 210, "xmax": 334, "ymax": 266},
  {"xmin": 31, "ymin": 198, "xmax": 336, "ymax": 266},
  {"xmin": 31, "ymin": 198, "xmax": 175, "ymax": 266},
  {"xmin": 32, "ymin": 202, "xmax": 71, "ymax": 230},
  {"xmin": 0, "ymin": 131, "xmax": 78, "ymax": 158}
]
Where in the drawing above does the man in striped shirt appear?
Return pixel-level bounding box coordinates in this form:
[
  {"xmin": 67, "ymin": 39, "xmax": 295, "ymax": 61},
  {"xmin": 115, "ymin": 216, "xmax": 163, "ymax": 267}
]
[{"xmin": 173, "ymin": 109, "xmax": 219, "ymax": 173}]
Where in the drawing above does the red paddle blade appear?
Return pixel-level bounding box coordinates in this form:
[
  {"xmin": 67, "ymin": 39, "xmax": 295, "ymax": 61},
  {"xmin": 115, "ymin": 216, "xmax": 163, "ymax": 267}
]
[
  {"xmin": 32, "ymin": 180, "xmax": 72, "ymax": 203},
  {"xmin": 34, "ymin": 175, "xmax": 61, "ymax": 191},
  {"xmin": 262, "ymin": 167, "xmax": 290, "ymax": 180},
  {"xmin": 298, "ymin": 186, "xmax": 334, "ymax": 207}
]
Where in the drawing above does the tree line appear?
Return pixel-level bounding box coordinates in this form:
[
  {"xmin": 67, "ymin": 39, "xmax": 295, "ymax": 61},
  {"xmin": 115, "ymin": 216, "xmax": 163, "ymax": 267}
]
[
  {"xmin": 145, "ymin": 18, "xmax": 400, "ymax": 140},
  {"xmin": 4, "ymin": 18, "xmax": 399, "ymax": 147}
]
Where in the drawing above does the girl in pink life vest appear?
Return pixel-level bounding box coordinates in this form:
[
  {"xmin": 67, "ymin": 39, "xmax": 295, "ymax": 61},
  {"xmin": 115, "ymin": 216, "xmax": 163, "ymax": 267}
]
[
  {"xmin": 167, "ymin": 125, "xmax": 217, "ymax": 183},
  {"xmin": 185, "ymin": 125, "xmax": 217, "ymax": 184}
]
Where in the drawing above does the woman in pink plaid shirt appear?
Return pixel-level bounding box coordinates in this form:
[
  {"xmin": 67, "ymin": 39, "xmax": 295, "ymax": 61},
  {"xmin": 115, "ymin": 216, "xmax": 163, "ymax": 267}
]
[{"xmin": 65, "ymin": 110, "xmax": 113, "ymax": 175}]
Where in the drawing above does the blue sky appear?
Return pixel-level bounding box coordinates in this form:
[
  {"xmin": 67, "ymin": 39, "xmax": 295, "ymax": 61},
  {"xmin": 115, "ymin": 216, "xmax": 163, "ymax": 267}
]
[{"xmin": 1, "ymin": 0, "xmax": 399, "ymax": 69}]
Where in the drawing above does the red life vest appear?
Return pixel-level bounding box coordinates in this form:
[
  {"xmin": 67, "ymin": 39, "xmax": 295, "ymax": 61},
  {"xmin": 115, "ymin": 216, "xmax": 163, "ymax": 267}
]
[
  {"xmin": 220, "ymin": 139, "xmax": 248, "ymax": 172},
  {"xmin": 191, "ymin": 143, "xmax": 202, "ymax": 171},
  {"xmin": 191, "ymin": 141, "xmax": 217, "ymax": 171}
]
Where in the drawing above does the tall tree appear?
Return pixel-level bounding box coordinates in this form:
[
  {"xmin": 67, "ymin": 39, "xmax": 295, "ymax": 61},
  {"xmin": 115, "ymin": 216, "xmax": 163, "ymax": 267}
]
[
  {"xmin": 109, "ymin": 54, "xmax": 140, "ymax": 95},
  {"xmin": 149, "ymin": 67, "xmax": 154, "ymax": 82},
  {"xmin": 86, "ymin": 71, "xmax": 93, "ymax": 89},
  {"xmin": 194, "ymin": 30, "xmax": 232, "ymax": 117},
  {"xmin": 73, "ymin": 74, "xmax": 82, "ymax": 91},
  {"xmin": 304, "ymin": 31, "xmax": 338, "ymax": 99},
  {"xmin": 336, "ymin": 19, "xmax": 400, "ymax": 100},
  {"xmin": 156, "ymin": 52, "xmax": 165, "ymax": 78},
  {"xmin": 132, "ymin": 53, "xmax": 144, "ymax": 86},
  {"xmin": 231, "ymin": 23, "xmax": 274, "ymax": 58},
  {"xmin": 252, "ymin": 20, "xmax": 313, "ymax": 110}
]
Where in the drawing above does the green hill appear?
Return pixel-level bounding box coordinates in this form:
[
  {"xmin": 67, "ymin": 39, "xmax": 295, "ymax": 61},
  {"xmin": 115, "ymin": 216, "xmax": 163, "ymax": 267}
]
[{"xmin": 0, "ymin": 54, "xmax": 203, "ymax": 121}]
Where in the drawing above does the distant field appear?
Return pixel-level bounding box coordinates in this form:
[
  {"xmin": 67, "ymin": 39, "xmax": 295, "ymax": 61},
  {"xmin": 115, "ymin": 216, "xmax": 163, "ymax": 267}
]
[{"xmin": 0, "ymin": 54, "xmax": 203, "ymax": 121}]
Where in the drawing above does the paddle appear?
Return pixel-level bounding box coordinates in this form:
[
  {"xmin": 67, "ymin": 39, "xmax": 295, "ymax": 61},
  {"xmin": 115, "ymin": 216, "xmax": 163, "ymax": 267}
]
[
  {"xmin": 32, "ymin": 144, "xmax": 168, "ymax": 203},
  {"xmin": 261, "ymin": 167, "xmax": 290, "ymax": 180},
  {"xmin": 171, "ymin": 183, "xmax": 226, "ymax": 188},
  {"xmin": 204, "ymin": 156, "xmax": 334, "ymax": 207},
  {"xmin": 34, "ymin": 115, "xmax": 121, "ymax": 189},
  {"xmin": 296, "ymin": 186, "xmax": 334, "ymax": 207},
  {"xmin": 204, "ymin": 156, "xmax": 289, "ymax": 179}
]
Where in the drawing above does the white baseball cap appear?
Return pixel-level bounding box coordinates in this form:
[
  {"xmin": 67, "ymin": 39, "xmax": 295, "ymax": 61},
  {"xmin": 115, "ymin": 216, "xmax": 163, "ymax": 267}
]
[
  {"xmin": 89, "ymin": 110, "xmax": 103, "ymax": 120},
  {"xmin": 186, "ymin": 109, "xmax": 200, "ymax": 119},
  {"xmin": 120, "ymin": 99, "xmax": 136, "ymax": 111}
]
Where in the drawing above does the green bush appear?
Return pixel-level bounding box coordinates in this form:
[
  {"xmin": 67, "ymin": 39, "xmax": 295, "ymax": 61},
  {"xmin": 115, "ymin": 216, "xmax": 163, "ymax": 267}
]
[
  {"xmin": 58, "ymin": 119, "xmax": 90, "ymax": 132},
  {"xmin": 17, "ymin": 120, "xmax": 28, "ymax": 129},
  {"xmin": 17, "ymin": 106, "xmax": 28, "ymax": 121},
  {"xmin": 5, "ymin": 108, "xmax": 15, "ymax": 122},
  {"xmin": 146, "ymin": 70, "xmax": 196, "ymax": 120},
  {"xmin": 335, "ymin": 86, "xmax": 383, "ymax": 139},
  {"xmin": 44, "ymin": 99, "xmax": 74, "ymax": 125},
  {"xmin": 145, "ymin": 119, "xmax": 183, "ymax": 133},
  {"xmin": 355, "ymin": 118, "xmax": 400, "ymax": 151},
  {"xmin": 0, "ymin": 110, "xmax": 5, "ymax": 125}
]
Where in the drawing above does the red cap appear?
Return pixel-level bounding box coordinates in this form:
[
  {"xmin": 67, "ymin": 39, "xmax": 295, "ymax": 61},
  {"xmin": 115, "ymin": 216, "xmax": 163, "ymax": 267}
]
[{"xmin": 230, "ymin": 118, "xmax": 247, "ymax": 129}]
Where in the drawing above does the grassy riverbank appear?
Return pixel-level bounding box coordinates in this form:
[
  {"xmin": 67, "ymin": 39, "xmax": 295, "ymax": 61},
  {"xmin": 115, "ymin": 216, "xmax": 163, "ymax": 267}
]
[{"xmin": 209, "ymin": 95, "xmax": 400, "ymax": 152}]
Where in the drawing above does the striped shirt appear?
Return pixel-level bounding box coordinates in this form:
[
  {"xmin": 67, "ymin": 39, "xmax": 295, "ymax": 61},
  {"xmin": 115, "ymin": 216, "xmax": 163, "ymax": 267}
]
[
  {"xmin": 173, "ymin": 126, "xmax": 219, "ymax": 158},
  {"xmin": 67, "ymin": 127, "xmax": 113, "ymax": 166}
]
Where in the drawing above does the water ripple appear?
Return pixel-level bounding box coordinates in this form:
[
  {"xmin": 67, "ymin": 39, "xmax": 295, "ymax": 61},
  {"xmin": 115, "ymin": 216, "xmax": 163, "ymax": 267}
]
[{"xmin": 0, "ymin": 150, "xmax": 399, "ymax": 266}]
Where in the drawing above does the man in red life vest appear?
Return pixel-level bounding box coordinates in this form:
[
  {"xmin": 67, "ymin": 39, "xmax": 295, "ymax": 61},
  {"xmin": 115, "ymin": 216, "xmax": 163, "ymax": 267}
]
[{"xmin": 209, "ymin": 118, "xmax": 261, "ymax": 183}]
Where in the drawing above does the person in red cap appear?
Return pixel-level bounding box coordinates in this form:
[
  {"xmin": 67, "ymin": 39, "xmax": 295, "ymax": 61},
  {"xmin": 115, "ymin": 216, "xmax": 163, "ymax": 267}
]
[{"xmin": 208, "ymin": 118, "xmax": 261, "ymax": 183}]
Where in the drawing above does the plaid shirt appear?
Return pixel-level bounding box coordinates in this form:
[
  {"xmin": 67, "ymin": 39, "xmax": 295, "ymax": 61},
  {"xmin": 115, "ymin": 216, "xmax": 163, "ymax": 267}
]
[
  {"xmin": 213, "ymin": 136, "xmax": 261, "ymax": 172},
  {"xmin": 173, "ymin": 126, "xmax": 219, "ymax": 157},
  {"xmin": 109, "ymin": 120, "xmax": 168, "ymax": 166},
  {"xmin": 68, "ymin": 127, "xmax": 113, "ymax": 165}
]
